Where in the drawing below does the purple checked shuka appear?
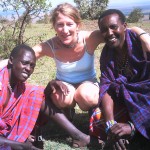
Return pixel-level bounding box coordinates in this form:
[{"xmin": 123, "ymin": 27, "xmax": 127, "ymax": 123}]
[{"xmin": 99, "ymin": 29, "xmax": 150, "ymax": 139}]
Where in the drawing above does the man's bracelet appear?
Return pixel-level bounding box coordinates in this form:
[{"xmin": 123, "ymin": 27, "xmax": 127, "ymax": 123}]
[
  {"xmin": 127, "ymin": 121, "xmax": 136, "ymax": 139},
  {"xmin": 105, "ymin": 120, "xmax": 117, "ymax": 134},
  {"xmin": 138, "ymin": 32, "xmax": 148, "ymax": 37}
]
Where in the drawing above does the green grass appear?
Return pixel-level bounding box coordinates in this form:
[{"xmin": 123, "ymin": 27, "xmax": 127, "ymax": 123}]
[
  {"xmin": 27, "ymin": 22, "xmax": 150, "ymax": 86},
  {"xmin": 24, "ymin": 23, "xmax": 103, "ymax": 149},
  {"xmin": 13, "ymin": 21, "xmax": 150, "ymax": 149},
  {"xmin": 24, "ymin": 24, "xmax": 53, "ymax": 48},
  {"xmin": 25, "ymin": 22, "xmax": 150, "ymax": 149},
  {"xmin": 40, "ymin": 112, "xmax": 103, "ymax": 150}
]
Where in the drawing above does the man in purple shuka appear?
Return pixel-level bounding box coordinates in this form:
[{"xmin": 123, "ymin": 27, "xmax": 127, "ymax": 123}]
[{"xmin": 90, "ymin": 9, "xmax": 150, "ymax": 150}]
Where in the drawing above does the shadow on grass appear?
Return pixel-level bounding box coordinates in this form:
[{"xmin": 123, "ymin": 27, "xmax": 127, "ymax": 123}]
[
  {"xmin": 38, "ymin": 112, "xmax": 150, "ymax": 150},
  {"xmin": 40, "ymin": 112, "xmax": 103, "ymax": 150}
]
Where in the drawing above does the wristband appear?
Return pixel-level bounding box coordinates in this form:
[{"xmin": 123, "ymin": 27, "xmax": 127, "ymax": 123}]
[
  {"xmin": 105, "ymin": 120, "xmax": 117, "ymax": 134},
  {"xmin": 138, "ymin": 32, "xmax": 147, "ymax": 37},
  {"xmin": 127, "ymin": 121, "xmax": 136, "ymax": 138}
]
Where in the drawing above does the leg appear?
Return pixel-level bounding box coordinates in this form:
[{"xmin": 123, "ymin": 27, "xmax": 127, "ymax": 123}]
[
  {"xmin": 63, "ymin": 107, "xmax": 75, "ymax": 122},
  {"xmin": 89, "ymin": 104, "xmax": 130, "ymax": 140},
  {"xmin": 74, "ymin": 82, "xmax": 99, "ymax": 111},
  {"xmin": 40, "ymin": 99, "xmax": 90, "ymax": 147},
  {"xmin": 50, "ymin": 81, "xmax": 76, "ymax": 108},
  {"xmin": 50, "ymin": 81, "xmax": 76, "ymax": 121}
]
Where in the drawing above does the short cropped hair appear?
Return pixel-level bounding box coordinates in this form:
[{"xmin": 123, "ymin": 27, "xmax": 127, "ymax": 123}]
[
  {"xmin": 99, "ymin": 9, "xmax": 126, "ymax": 23},
  {"xmin": 10, "ymin": 44, "xmax": 35, "ymax": 59}
]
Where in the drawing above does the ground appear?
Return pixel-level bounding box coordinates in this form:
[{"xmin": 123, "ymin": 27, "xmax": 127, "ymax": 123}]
[{"xmin": 28, "ymin": 20, "xmax": 150, "ymax": 150}]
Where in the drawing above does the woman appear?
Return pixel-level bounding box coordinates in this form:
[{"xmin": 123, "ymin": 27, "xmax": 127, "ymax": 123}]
[{"xmin": 33, "ymin": 3, "xmax": 102, "ymax": 117}]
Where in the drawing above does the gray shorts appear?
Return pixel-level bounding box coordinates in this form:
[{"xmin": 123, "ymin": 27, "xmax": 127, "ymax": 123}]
[{"xmin": 63, "ymin": 78, "xmax": 99, "ymax": 89}]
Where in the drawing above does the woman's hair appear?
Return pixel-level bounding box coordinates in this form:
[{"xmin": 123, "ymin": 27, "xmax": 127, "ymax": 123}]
[{"xmin": 50, "ymin": 3, "xmax": 82, "ymax": 27}]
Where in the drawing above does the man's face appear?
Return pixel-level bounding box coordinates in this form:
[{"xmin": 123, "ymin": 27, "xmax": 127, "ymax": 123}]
[
  {"xmin": 11, "ymin": 49, "xmax": 36, "ymax": 82},
  {"xmin": 98, "ymin": 13, "xmax": 127, "ymax": 49}
]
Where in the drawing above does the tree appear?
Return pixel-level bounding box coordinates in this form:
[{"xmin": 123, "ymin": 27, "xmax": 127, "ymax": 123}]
[
  {"xmin": 0, "ymin": 0, "xmax": 51, "ymax": 58},
  {"xmin": 74, "ymin": 0, "xmax": 109, "ymax": 20},
  {"xmin": 44, "ymin": 13, "xmax": 50, "ymax": 24},
  {"xmin": 36, "ymin": 13, "xmax": 50, "ymax": 24},
  {"xmin": 0, "ymin": 15, "xmax": 10, "ymax": 23},
  {"xmin": 127, "ymin": 8, "xmax": 144, "ymax": 23},
  {"xmin": 18, "ymin": 12, "xmax": 32, "ymax": 25}
]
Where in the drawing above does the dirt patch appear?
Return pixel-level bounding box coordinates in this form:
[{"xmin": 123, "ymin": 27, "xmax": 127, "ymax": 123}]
[{"xmin": 81, "ymin": 20, "xmax": 99, "ymax": 30}]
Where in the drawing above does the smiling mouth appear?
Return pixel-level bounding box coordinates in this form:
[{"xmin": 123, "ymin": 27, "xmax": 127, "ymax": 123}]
[
  {"xmin": 22, "ymin": 72, "xmax": 29, "ymax": 78},
  {"xmin": 109, "ymin": 37, "xmax": 116, "ymax": 41},
  {"xmin": 106, "ymin": 36, "xmax": 117, "ymax": 45}
]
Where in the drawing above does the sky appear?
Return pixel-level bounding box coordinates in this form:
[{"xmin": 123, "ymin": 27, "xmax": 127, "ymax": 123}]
[
  {"xmin": 51, "ymin": 0, "xmax": 150, "ymax": 15},
  {"xmin": 51, "ymin": 0, "xmax": 75, "ymax": 8},
  {"xmin": 1, "ymin": 0, "xmax": 149, "ymax": 18},
  {"xmin": 108, "ymin": 0, "xmax": 150, "ymax": 8},
  {"xmin": 51, "ymin": 0, "xmax": 150, "ymax": 8}
]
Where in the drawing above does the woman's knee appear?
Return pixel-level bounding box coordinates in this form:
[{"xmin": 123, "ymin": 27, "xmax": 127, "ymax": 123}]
[{"xmin": 74, "ymin": 82, "xmax": 99, "ymax": 107}]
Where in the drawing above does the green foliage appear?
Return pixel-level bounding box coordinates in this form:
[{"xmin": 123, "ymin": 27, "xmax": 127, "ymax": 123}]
[
  {"xmin": 0, "ymin": 27, "xmax": 17, "ymax": 58},
  {"xmin": 74, "ymin": 0, "xmax": 109, "ymax": 20},
  {"xmin": 36, "ymin": 13, "xmax": 50, "ymax": 24},
  {"xmin": 0, "ymin": 16, "xmax": 9, "ymax": 23},
  {"xmin": 18, "ymin": 12, "xmax": 32, "ymax": 24},
  {"xmin": 0, "ymin": 0, "xmax": 51, "ymax": 58},
  {"xmin": 127, "ymin": 8, "xmax": 144, "ymax": 23}
]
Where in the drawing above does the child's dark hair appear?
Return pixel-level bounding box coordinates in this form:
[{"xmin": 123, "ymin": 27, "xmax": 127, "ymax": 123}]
[{"xmin": 10, "ymin": 44, "xmax": 35, "ymax": 58}]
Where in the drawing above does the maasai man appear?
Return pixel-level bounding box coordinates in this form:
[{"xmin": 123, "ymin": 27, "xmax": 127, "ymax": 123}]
[
  {"xmin": 0, "ymin": 44, "xmax": 90, "ymax": 150},
  {"xmin": 90, "ymin": 9, "xmax": 150, "ymax": 150}
]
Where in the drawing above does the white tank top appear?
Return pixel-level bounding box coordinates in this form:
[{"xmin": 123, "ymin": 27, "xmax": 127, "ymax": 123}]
[{"xmin": 46, "ymin": 37, "xmax": 96, "ymax": 84}]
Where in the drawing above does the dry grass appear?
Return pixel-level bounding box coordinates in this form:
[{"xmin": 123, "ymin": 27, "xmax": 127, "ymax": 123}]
[{"xmin": 24, "ymin": 21, "xmax": 150, "ymax": 149}]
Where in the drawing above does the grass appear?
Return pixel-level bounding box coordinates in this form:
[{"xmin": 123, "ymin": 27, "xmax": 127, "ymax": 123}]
[
  {"xmin": 39, "ymin": 112, "xmax": 103, "ymax": 150},
  {"xmin": 24, "ymin": 22, "xmax": 104, "ymax": 149},
  {"xmin": 6, "ymin": 21, "xmax": 150, "ymax": 149},
  {"xmin": 25, "ymin": 21, "xmax": 150, "ymax": 149}
]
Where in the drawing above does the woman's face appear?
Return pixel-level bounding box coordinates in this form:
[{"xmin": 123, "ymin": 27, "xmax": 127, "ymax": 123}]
[{"xmin": 54, "ymin": 13, "xmax": 79, "ymax": 45}]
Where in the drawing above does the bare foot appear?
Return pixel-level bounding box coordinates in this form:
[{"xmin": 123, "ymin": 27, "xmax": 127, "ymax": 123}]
[{"xmin": 72, "ymin": 135, "xmax": 90, "ymax": 148}]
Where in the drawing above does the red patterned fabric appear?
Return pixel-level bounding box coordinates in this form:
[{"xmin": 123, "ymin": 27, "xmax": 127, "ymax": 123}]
[
  {"xmin": 89, "ymin": 106, "xmax": 130, "ymax": 140},
  {"xmin": 0, "ymin": 67, "xmax": 44, "ymax": 142},
  {"xmin": 89, "ymin": 107, "xmax": 106, "ymax": 139}
]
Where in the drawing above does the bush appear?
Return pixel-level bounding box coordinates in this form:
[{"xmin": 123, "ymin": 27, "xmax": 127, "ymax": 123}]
[{"xmin": 127, "ymin": 8, "xmax": 144, "ymax": 23}]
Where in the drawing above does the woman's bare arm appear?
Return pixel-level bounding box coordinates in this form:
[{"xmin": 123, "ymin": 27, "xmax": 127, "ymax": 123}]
[
  {"xmin": 0, "ymin": 59, "xmax": 8, "ymax": 68},
  {"xmin": 130, "ymin": 27, "xmax": 150, "ymax": 53},
  {"xmin": 32, "ymin": 42, "xmax": 53, "ymax": 59}
]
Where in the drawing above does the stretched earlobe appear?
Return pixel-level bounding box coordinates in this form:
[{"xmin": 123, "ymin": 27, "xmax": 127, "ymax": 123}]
[
  {"xmin": 8, "ymin": 56, "xmax": 13, "ymax": 66},
  {"xmin": 124, "ymin": 22, "xmax": 127, "ymax": 30}
]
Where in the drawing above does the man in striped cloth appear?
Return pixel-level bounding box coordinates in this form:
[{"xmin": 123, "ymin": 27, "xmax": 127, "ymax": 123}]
[
  {"xmin": 89, "ymin": 9, "xmax": 150, "ymax": 150},
  {"xmin": 0, "ymin": 44, "xmax": 90, "ymax": 149}
]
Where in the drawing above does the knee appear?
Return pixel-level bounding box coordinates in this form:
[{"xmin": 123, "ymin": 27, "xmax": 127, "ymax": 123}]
[{"xmin": 74, "ymin": 84, "xmax": 99, "ymax": 107}]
